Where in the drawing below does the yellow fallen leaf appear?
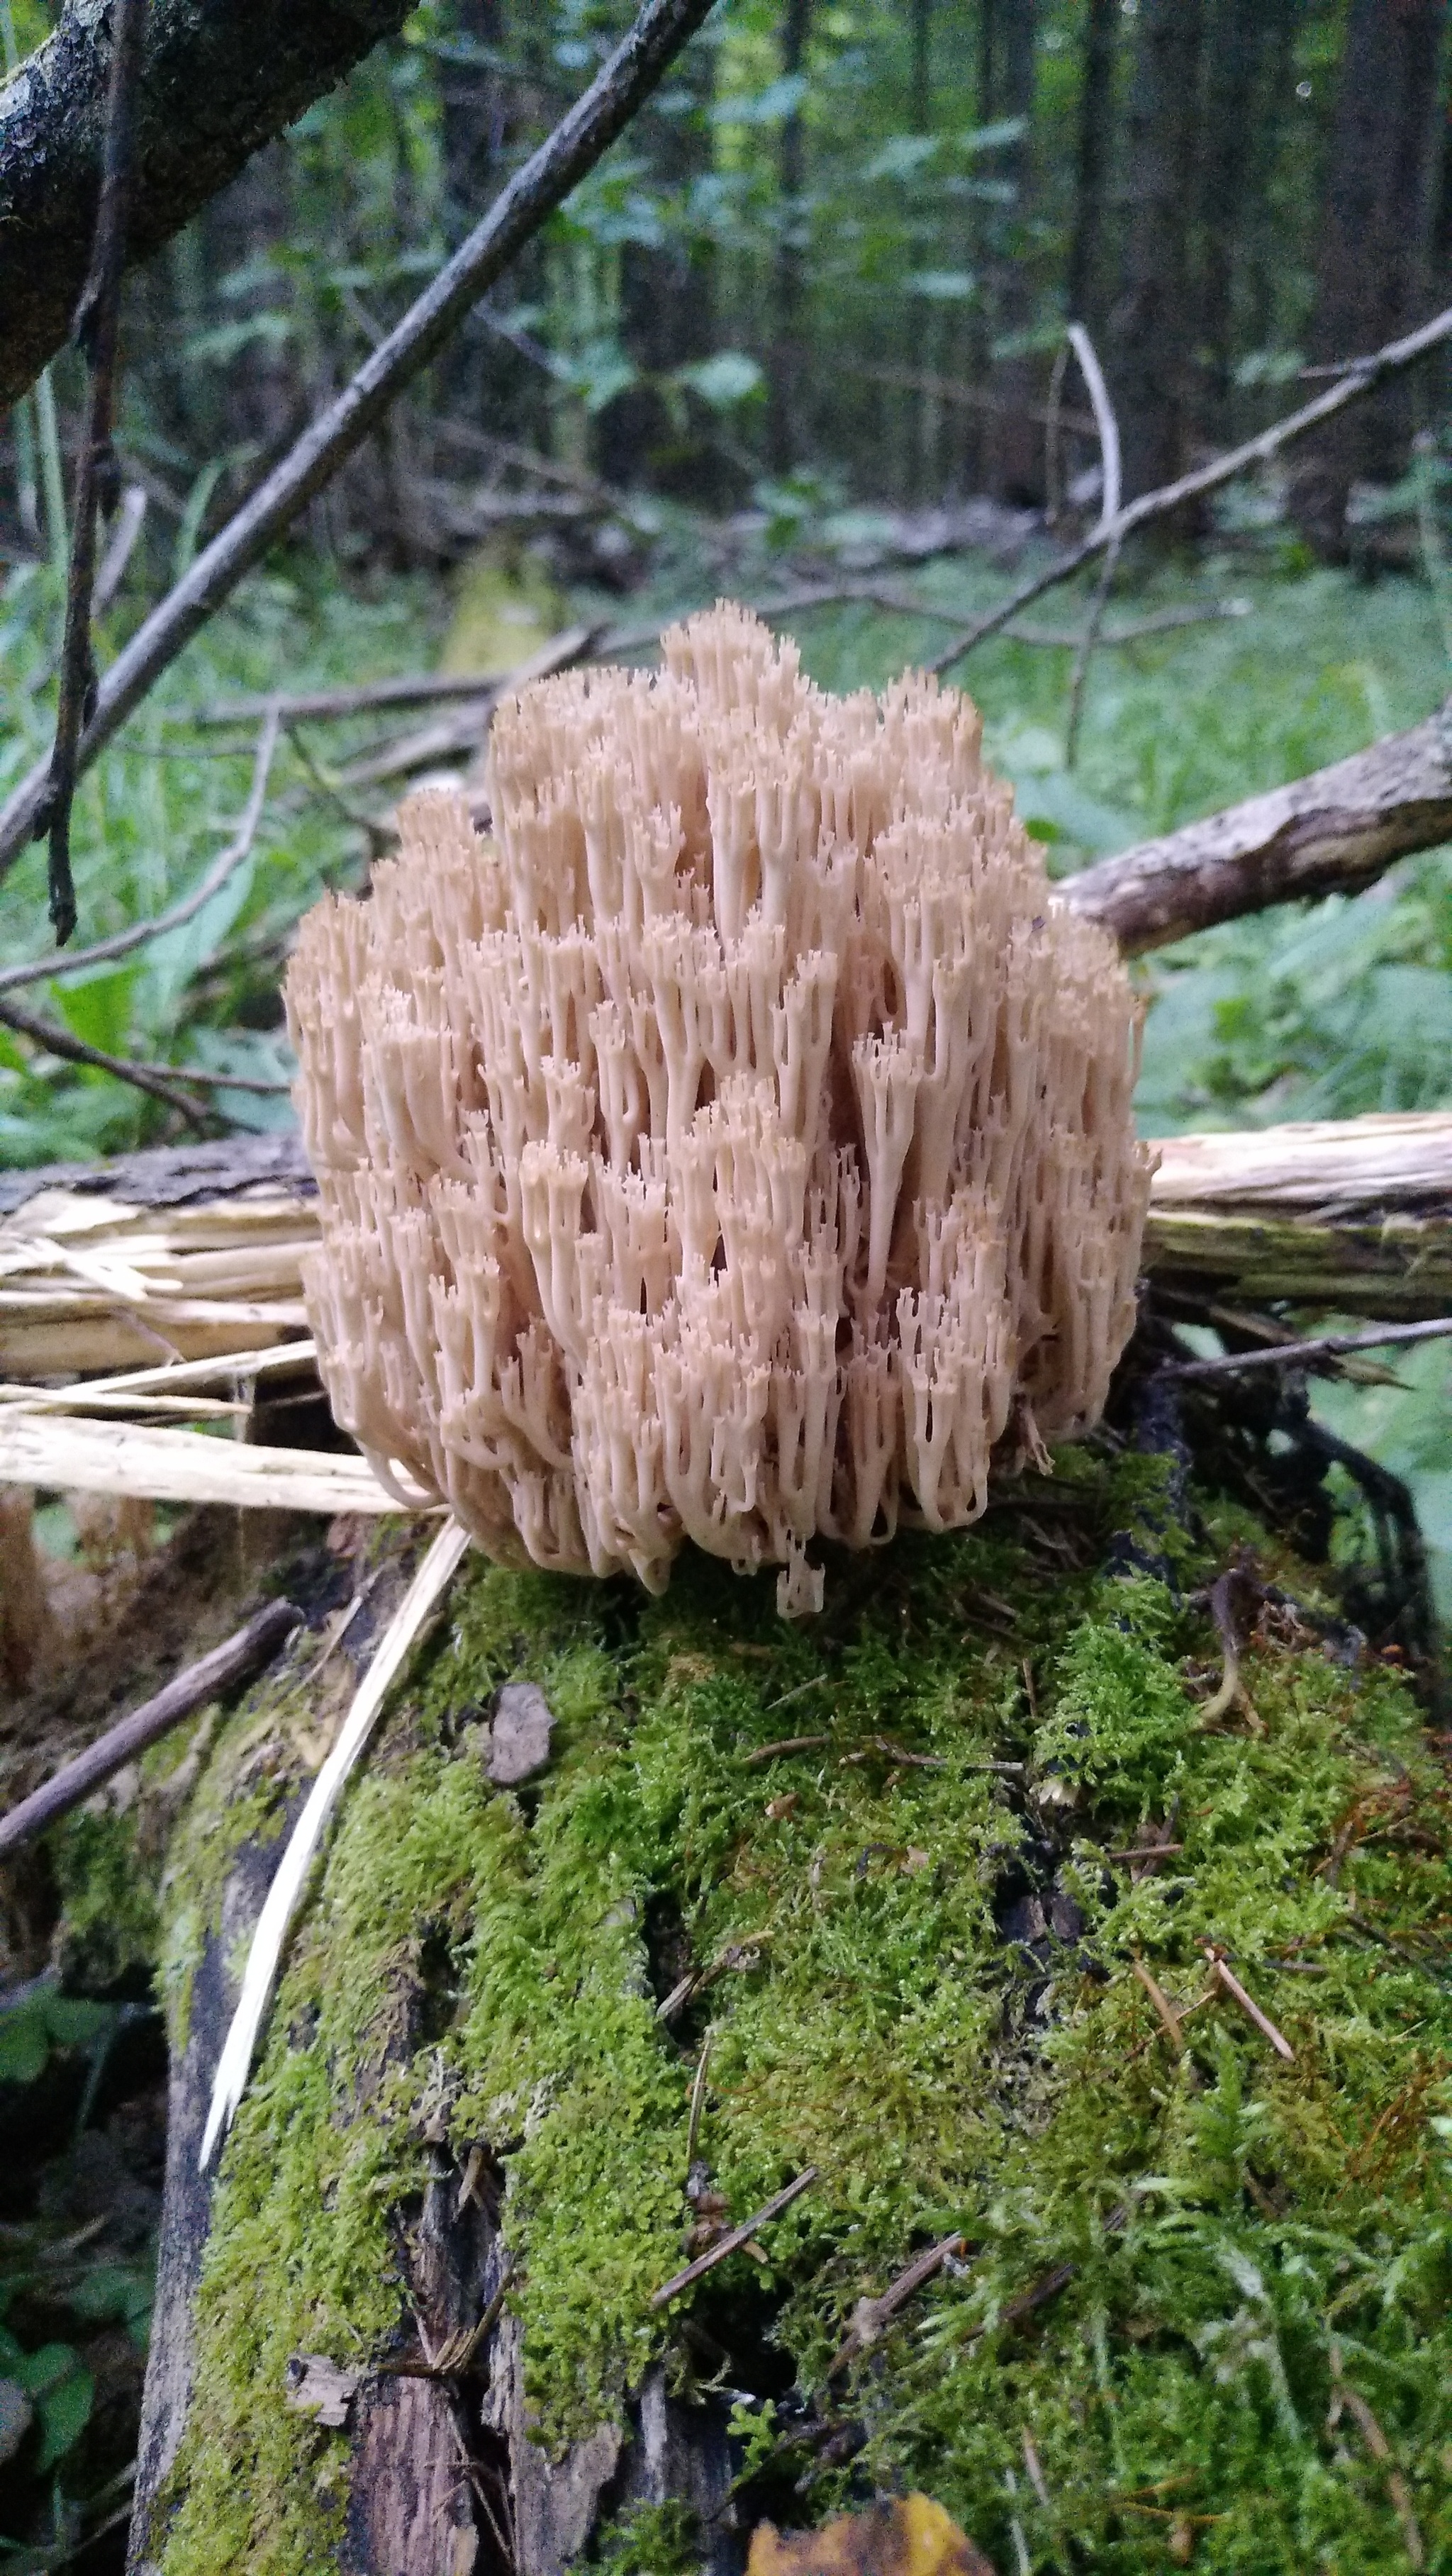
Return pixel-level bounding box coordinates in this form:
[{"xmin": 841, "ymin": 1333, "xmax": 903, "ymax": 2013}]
[{"xmin": 747, "ymin": 2492, "xmax": 996, "ymax": 2576}]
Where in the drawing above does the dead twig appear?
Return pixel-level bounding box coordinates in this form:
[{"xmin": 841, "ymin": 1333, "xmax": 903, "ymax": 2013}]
[
  {"xmin": 1161, "ymin": 1316, "xmax": 1452, "ymax": 1383},
  {"xmin": 656, "ymin": 1934, "xmax": 771, "ymax": 2025},
  {"xmin": 0, "ymin": 0, "xmax": 719, "ymax": 883},
  {"xmin": 651, "ymin": 2167, "xmax": 817, "ymax": 2308},
  {"xmin": 0, "ymin": 992, "xmax": 208, "ymax": 1129},
  {"xmin": 1129, "ymin": 1956, "xmax": 1185, "ymax": 2054},
  {"xmin": 746, "ymin": 1733, "xmax": 831, "ymax": 1766},
  {"xmin": 1202, "ymin": 1947, "xmax": 1296, "ymax": 2062},
  {"xmin": 24, "ymin": 486, "xmax": 147, "ymax": 700},
  {"xmin": 827, "ymin": 2231, "xmax": 966, "ymax": 2376},
  {"xmin": 1197, "ymin": 1566, "xmax": 1261, "ymax": 1731},
  {"xmin": 1328, "ymin": 2356, "xmax": 1426, "ymax": 2570},
  {"xmin": 929, "ymin": 303, "xmax": 1452, "ymax": 677},
  {"xmin": 685, "ymin": 2029, "xmax": 713, "ymax": 2168},
  {"xmin": 40, "ymin": 0, "xmax": 147, "ymax": 945},
  {"xmin": 1, "ymin": 705, "xmax": 280, "ymax": 995},
  {"xmin": 0, "ymin": 1598, "xmax": 300, "ymax": 1858}
]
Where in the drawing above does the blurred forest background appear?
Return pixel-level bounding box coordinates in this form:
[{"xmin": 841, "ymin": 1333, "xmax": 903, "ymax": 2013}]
[{"xmin": 0, "ymin": 0, "xmax": 1446, "ymax": 1482}]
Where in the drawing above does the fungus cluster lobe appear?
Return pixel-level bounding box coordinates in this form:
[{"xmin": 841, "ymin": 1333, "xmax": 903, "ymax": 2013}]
[{"xmin": 286, "ymin": 603, "xmax": 1151, "ymax": 1611}]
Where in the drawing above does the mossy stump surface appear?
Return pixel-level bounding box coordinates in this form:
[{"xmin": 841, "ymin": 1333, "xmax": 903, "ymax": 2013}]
[{"xmin": 130, "ymin": 1453, "xmax": 1452, "ymax": 2575}]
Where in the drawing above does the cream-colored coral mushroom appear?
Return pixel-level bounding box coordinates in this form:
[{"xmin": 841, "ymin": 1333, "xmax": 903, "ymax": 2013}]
[{"xmin": 286, "ymin": 604, "xmax": 1153, "ymax": 1616}]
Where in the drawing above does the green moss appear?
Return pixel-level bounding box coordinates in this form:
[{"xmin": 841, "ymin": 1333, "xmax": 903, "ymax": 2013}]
[{"xmin": 155, "ymin": 1455, "xmax": 1452, "ymax": 2573}]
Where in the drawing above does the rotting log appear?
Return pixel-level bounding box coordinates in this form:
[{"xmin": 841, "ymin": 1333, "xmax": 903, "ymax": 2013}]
[
  {"xmin": 0, "ymin": 0, "xmax": 417, "ymax": 417},
  {"xmin": 1066, "ymin": 696, "xmax": 1452, "ymax": 952},
  {"xmin": 84, "ymin": 1427, "xmax": 1451, "ymax": 2576},
  {"xmin": 4, "ymin": 1115, "xmax": 1450, "ymax": 1391}
]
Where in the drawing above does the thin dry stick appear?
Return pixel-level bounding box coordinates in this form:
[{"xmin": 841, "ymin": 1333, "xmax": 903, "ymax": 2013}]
[
  {"xmin": 0, "ymin": 1599, "xmax": 300, "ymax": 1859},
  {"xmin": 0, "ymin": 1338, "xmax": 316, "ymax": 1413},
  {"xmin": 1329, "ymin": 2373, "xmax": 1426, "ymax": 2570},
  {"xmin": 42, "ymin": 0, "xmax": 147, "ymax": 945},
  {"xmin": 1065, "ymin": 533, "xmax": 1119, "ymax": 767},
  {"xmin": 1043, "ymin": 340, "xmax": 1069, "ymax": 525},
  {"xmin": 1129, "ymin": 1956, "xmax": 1185, "ymax": 2054},
  {"xmin": 744, "ymin": 1733, "xmax": 831, "ymax": 1766},
  {"xmin": 201, "ymin": 1516, "xmax": 471, "ymax": 2163},
  {"xmin": 0, "ymin": 0, "xmax": 718, "ymax": 884},
  {"xmin": 0, "ymin": 990, "xmax": 207, "ymax": 1128},
  {"xmin": 685, "ymin": 2029, "xmax": 713, "ymax": 2168},
  {"xmin": 1163, "ymin": 1316, "xmax": 1452, "ymax": 1381},
  {"xmin": 1059, "ymin": 324, "xmax": 1121, "ymax": 768},
  {"xmin": 1205, "ymin": 1952, "xmax": 1295, "ymax": 2062},
  {"xmin": 651, "ymin": 2167, "xmax": 817, "ymax": 2308},
  {"xmin": 1066, "ymin": 322, "xmax": 1123, "ymax": 527},
  {"xmin": 2, "ymin": 705, "xmax": 280, "ymax": 996},
  {"xmin": 1197, "ymin": 1567, "xmax": 1251, "ymax": 1729},
  {"xmin": 24, "ymin": 486, "xmax": 147, "ymax": 701},
  {"xmin": 827, "ymin": 2231, "xmax": 966, "ymax": 2377},
  {"xmin": 927, "ymin": 303, "xmax": 1452, "ymax": 676}
]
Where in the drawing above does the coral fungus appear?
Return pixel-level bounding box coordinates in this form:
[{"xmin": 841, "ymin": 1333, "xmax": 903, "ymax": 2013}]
[{"xmin": 286, "ymin": 603, "xmax": 1151, "ymax": 1608}]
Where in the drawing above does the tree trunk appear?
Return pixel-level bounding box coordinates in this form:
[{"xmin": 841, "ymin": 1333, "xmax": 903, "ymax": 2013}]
[
  {"xmin": 1064, "ymin": 0, "xmax": 1117, "ymax": 334},
  {"xmin": 981, "ymin": 0, "xmax": 1041, "ymax": 506},
  {"xmin": 593, "ymin": 38, "xmax": 720, "ymax": 504},
  {"xmin": 1108, "ymin": 0, "xmax": 1207, "ymax": 508},
  {"xmin": 1194, "ymin": 0, "xmax": 1265, "ymax": 447},
  {"xmin": 769, "ymin": 0, "xmax": 813, "ymax": 474},
  {"xmin": 0, "ymin": 0, "xmax": 415, "ymax": 415},
  {"xmin": 1290, "ymin": 0, "xmax": 1449, "ymax": 556}
]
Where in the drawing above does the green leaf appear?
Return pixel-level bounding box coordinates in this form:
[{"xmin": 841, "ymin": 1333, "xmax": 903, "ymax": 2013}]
[
  {"xmin": 903, "ymin": 269, "xmax": 976, "ymax": 303},
  {"xmin": 50, "ymin": 968, "xmax": 137, "ymax": 1058},
  {"xmin": 674, "ymin": 352, "xmax": 764, "ymax": 411},
  {"xmin": 864, "ymin": 135, "xmax": 940, "ymax": 183},
  {"xmin": 710, "ymin": 74, "xmax": 807, "ymax": 128}
]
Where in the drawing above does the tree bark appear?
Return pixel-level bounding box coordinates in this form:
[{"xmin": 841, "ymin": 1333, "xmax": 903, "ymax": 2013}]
[
  {"xmin": 1195, "ymin": 0, "xmax": 1266, "ymax": 444},
  {"xmin": 0, "ymin": 0, "xmax": 415, "ymax": 418},
  {"xmin": 1064, "ymin": 0, "xmax": 1117, "ymax": 335},
  {"xmin": 1108, "ymin": 0, "xmax": 1207, "ymax": 505},
  {"xmin": 1290, "ymin": 0, "xmax": 1449, "ymax": 556},
  {"xmin": 768, "ymin": 0, "xmax": 812, "ymax": 474},
  {"xmin": 1064, "ymin": 695, "xmax": 1452, "ymax": 951},
  {"xmin": 981, "ymin": 0, "xmax": 1041, "ymax": 507}
]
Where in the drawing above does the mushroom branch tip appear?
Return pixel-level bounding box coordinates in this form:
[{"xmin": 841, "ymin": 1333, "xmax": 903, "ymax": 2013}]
[{"xmin": 286, "ymin": 603, "xmax": 1153, "ymax": 1614}]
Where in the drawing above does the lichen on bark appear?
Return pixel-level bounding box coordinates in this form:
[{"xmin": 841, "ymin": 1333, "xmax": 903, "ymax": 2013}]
[{"xmin": 142, "ymin": 1453, "xmax": 1452, "ymax": 2574}]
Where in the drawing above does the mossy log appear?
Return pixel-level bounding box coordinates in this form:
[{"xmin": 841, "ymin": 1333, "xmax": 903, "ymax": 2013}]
[{"xmin": 111, "ymin": 1440, "xmax": 1452, "ymax": 2576}]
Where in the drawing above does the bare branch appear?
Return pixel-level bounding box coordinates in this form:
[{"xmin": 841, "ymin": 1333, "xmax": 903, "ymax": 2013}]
[
  {"xmin": 0, "ymin": 991, "xmax": 208, "ymax": 1127},
  {"xmin": 1159, "ymin": 1316, "xmax": 1452, "ymax": 1383},
  {"xmin": 1066, "ymin": 323, "xmax": 1122, "ymax": 527},
  {"xmin": 42, "ymin": 0, "xmax": 146, "ymax": 946},
  {"xmin": 1065, "ymin": 695, "xmax": 1452, "ymax": 951},
  {"xmin": 928, "ymin": 303, "xmax": 1452, "ymax": 676},
  {"xmin": 0, "ymin": 1599, "xmax": 301, "ymax": 1859},
  {"xmin": 0, "ymin": 705, "xmax": 279, "ymax": 995},
  {"xmin": 0, "ymin": 0, "xmax": 718, "ymax": 884}
]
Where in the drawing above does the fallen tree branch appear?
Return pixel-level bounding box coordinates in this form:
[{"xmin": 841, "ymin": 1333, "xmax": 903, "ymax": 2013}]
[
  {"xmin": 0, "ymin": 0, "xmax": 717, "ymax": 884},
  {"xmin": 0, "ymin": 0, "xmax": 418, "ymax": 414},
  {"xmin": 1159, "ymin": 1316, "xmax": 1452, "ymax": 1382},
  {"xmin": 1, "ymin": 706, "xmax": 279, "ymax": 995},
  {"xmin": 928, "ymin": 303, "xmax": 1452, "ymax": 676},
  {"xmin": 4, "ymin": 1114, "xmax": 1450, "ymax": 1386},
  {"xmin": 1064, "ymin": 693, "xmax": 1452, "ymax": 951},
  {"xmin": 0, "ymin": 1413, "xmax": 424, "ymax": 1514},
  {"xmin": 0, "ymin": 1598, "xmax": 301, "ymax": 1859}
]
